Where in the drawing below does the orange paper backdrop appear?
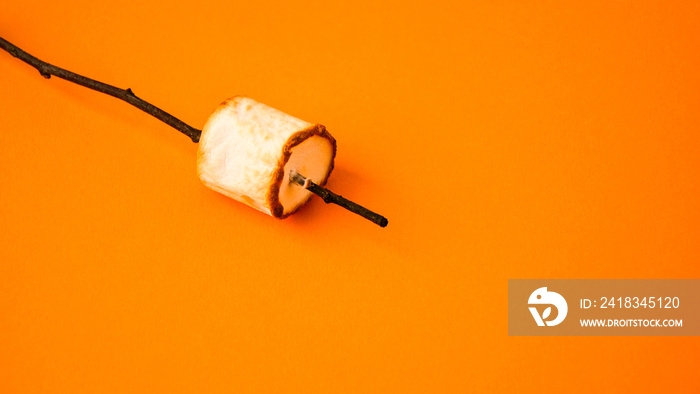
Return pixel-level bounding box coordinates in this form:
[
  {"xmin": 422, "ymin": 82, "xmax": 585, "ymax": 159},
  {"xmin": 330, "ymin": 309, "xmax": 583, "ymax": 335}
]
[{"xmin": 1, "ymin": 1, "xmax": 699, "ymax": 392}]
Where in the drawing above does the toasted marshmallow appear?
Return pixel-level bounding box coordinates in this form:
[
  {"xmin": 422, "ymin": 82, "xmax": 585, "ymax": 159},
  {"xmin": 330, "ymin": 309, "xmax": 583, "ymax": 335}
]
[{"xmin": 197, "ymin": 97, "xmax": 336, "ymax": 218}]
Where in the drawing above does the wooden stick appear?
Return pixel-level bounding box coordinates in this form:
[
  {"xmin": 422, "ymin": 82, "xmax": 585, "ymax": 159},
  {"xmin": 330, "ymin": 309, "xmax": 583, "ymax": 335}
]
[
  {"xmin": 290, "ymin": 171, "xmax": 388, "ymax": 227},
  {"xmin": 1, "ymin": 36, "xmax": 388, "ymax": 226},
  {"xmin": 0, "ymin": 36, "xmax": 202, "ymax": 142}
]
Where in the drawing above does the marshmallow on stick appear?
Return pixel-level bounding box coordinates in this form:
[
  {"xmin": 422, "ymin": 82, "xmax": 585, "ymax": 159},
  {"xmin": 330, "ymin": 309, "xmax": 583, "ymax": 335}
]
[
  {"xmin": 197, "ymin": 97, "xmax": 336, "ymax": 218},
  {"xmin": 0, "ymin": 36, "xmax": 388, "ymax": 226}
]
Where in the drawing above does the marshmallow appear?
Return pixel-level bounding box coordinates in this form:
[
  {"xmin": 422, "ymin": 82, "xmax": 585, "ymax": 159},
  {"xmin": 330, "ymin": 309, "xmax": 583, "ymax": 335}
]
[{"xmin": 197, "ymin": 97, "xmax": 336, "ymax": 218}]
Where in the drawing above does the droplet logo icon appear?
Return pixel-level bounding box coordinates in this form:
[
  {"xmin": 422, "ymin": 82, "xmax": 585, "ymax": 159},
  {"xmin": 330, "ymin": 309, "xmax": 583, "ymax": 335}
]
[{"xmin": 528, "ymin": 287, "xmax": 568, "ymax": 327}]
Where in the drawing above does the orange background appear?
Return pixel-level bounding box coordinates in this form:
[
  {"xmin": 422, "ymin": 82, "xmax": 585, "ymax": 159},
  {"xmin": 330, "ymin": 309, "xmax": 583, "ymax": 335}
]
[{"xmin": 1, "ymin": 1, "xmax": 699, "ymax": 392}]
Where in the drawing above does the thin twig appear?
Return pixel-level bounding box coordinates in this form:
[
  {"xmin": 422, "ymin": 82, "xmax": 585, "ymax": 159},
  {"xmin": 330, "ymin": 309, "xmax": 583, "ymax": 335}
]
[
  {"xmin": 290, "ymin": 171, "xmax": 389, "ymax": 227},
  {"xmin": 0, "ymin": 36, "xmax": 201, "ymax": 142}
]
